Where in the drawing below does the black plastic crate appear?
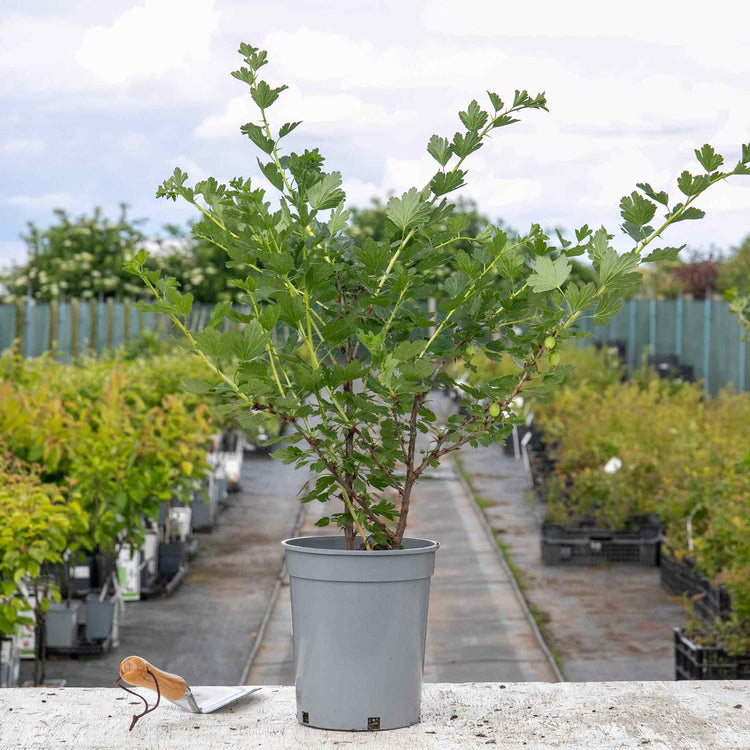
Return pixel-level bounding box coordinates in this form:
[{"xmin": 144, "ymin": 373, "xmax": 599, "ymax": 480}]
[
  {"xmin": 541, "ymin": 516, "xmax": 662, "ymax": 566},
  {"xmin": 674, "ymin": 628, "xmax": 750, "ymax": 680},
  {"xmin": 528, "ymin": 449, "xmax": 556, "ymax": 486},
  {"xmin": 647, "ymin": 354, "xmax": 695, "ymax": 383},
  {"xmin": 660, "ymin": 551, "xmax": 732, "ymax": 622}
]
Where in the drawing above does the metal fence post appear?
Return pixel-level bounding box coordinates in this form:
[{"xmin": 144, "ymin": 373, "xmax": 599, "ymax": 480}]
[
  {"xmin": 676, "ymin": 295, "xmax": 683, "ymax": 360},
  {"xmin": 25, "ymin": 295, "xmax": 33, "ymax": 358},
  {"xmin": 90, "ymin": 299, "xmax": 98, "ymax": 354},
  {"xmin": 124, "ymin": 299, "xmax": 131, "ymax": 343},
  {"xmin": 106, "ymin": 298, "xmax": 115, "ymax": 350},
  {"xmin": 739, "ymin": 327, "xmax": 746, "ymax": 393},
  {"xmin": 702, "ymin": 297, "xmax": 711, "ymax": 393},
  {"xmin": 14, "ymin": 299, "xmax": 25, "ymax": 354},
  {"xmin": 649, "ymin": 297, "xmax": 656, "ymax": 353},
  {"xmin": 628, "ymin": 300, "xmax": 636, "ymax": 370},
  {"xmin": 49, "ymin": 299, "xmax": 59, "ymax": 354},
  {"xmin": 71, "ymin": 299, "xmax": 79, "ymax": 357}
]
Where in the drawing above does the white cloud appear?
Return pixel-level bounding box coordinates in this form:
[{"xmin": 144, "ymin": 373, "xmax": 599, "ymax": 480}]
[
  {"xmin": 342, "ymin": 177, "xmax": 386, "ymax": 207},
  {"xmin": 423, "ymin": 0, "xmax": 750, "ymax": 72},
  {"xmin": 585, "ymin": 151, "xmax": 670, "ymax": 209},
  {"xmin": 0, "ymin": 14, "xmax": 86, "ymax": 96},
  {"xmin": 195, "ymin": 87, "xmax": 415, "ymax": 139},
  {"xmin": 1, "ymin": 139, "xmax": 46, "ymax": 155},
  {"xmin": 0, "ymin": 192, "xmax": 76, "ymax": 210},
  {"xmin": 118, "ymin": 133, "xmax": 149, "ymax": 155},
  {"xmin": 168, "ymin": 155, "xmax": 212, "ymax": 183},
  {"xmin": 76, "ymin": 0, "xmax": 220, "ymax": 84},
  {"xmin": 262, "ymin": 28, "xmax": 512, "ymax": 90}
]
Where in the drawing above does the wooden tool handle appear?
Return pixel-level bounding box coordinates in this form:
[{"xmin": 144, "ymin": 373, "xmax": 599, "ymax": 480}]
[{"xmin": 119, "ymin": 656, "xmax": 188, "ymax": 702}]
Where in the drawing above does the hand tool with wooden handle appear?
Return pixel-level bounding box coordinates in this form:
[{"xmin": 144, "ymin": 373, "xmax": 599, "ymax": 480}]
[{"xmin": 119, "ymin": 656, "xmax": 261, "ymax": 714}]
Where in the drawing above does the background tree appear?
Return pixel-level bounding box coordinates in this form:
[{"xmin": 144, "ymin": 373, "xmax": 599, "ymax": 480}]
[
  {"xmin": 152, "ymin": 223, "xmax": 245, "ymax": 303},
  {"xmin": 717, "ymin": 234, "xmax": 750, "ymax": 294},
  {"xmin": 0, "ymin": 205, "xmax": 149, "ymax": 302}
]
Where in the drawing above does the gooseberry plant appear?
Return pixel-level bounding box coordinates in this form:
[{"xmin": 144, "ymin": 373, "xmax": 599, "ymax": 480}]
[{"xmin": 128, "ymin": 43, "xmax": 749, "ymax": 550}]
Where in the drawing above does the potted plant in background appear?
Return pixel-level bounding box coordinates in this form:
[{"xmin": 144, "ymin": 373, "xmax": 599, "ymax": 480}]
[
  {"xmin": 128, "ymin": 43, "xmax": 749, "ymax": 730},
  {"xmin": 0, "ymin": 452, "xmax": 87, "ymax": 685}
]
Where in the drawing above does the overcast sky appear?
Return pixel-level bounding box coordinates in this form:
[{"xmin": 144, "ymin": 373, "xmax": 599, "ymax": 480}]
[{"xmin": 2, "ymin": 0, "xmax": 749, "ymax": 267}]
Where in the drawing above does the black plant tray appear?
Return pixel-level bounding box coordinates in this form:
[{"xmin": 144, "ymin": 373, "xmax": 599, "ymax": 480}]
[
  {"xmin": 541, "ymin": 517, "xmax": 662, "ymax": 566},
  {"xmin": 660, "ymin": 551, "xmax": 732, "ymax": 622},
  {"xmin": 674, "ymin": 628, "xmax": 750, "ymax": 680},
  {"xmin": 529, "ymin": 449, "xmax": 556, "ymax": 486},
  {"xmin": 47, "ymin": 628, "xmax": 113, "ymax": 657},
  {"xmin": 139, "ymin": 567, "xmax": 187, "ymax": 599}
]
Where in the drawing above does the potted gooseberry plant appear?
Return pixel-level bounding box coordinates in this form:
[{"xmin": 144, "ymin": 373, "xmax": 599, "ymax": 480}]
[{"xmin": 128, "ymin": 43, "xmax": 749, "ymax": 730}]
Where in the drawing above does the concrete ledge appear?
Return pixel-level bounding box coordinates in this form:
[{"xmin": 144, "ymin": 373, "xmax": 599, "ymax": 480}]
[{"xmin": 1, "ymin": 682, "xmax": 747, "ymax": 748}]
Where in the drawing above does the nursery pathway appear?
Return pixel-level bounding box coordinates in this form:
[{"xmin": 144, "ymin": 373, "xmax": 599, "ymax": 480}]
[
  {"xmin": 21, "ymin": 455, "xmax": 310, "ymax": 688},
  {"xmin": 246, "ymin": 453, "xmax": 559, "ymax": 685},
  {"xmin": 459, "ymin": 443, "xmax": 686, "ymax": 681}
]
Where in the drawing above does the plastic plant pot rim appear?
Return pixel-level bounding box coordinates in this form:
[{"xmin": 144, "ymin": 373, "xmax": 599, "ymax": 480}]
[{"xmin": 281, "ymin": 535, "xmax": 439, "ymax": 557}]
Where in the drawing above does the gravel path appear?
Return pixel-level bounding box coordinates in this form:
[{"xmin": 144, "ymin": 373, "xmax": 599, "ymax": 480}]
[{"xmin": 459, "ymin": 443, "xmax": 686, "ymax": 681}]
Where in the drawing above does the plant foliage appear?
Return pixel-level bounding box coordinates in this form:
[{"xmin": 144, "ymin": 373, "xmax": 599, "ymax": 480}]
[{"xmin": 127, "ymin": 42, "xmax": 749, "ymax": 550}]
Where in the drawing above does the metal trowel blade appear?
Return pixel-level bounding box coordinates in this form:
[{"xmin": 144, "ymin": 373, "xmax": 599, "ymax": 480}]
[{"xmin": 173, "ymin": 685, "xmax": 261, "ymax": 714}]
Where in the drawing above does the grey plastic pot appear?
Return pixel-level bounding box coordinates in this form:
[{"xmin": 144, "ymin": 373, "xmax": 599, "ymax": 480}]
[
  {"xmin": 46, "ymin": 602, "xmax": 81, "ymax": 648},
  {"xmin": 281, "ymin": 536, "xmax": 439, "ymax": 731},
  {"xmin": 85, "ymin": 595, "xmax": 114, "ymax": 642},
  {"xmin": 190, "ymin": 485, "xmax": 214, "ymax": 532}
]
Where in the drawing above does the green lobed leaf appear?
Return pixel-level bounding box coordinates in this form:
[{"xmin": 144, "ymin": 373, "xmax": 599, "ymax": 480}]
[
  {"xmin": 208, "ymin": 300, "xmax": 232, "ymax": 329},
  {"xmin": 528, "ymin": 255, "xmax": 572, "ymax": 292},
  {"xmin": 251, "ymin": 81, "xmax": 288, "ymax": 109},
  {"xmin": 598, "ymin": 248, "xmax": 640, "ymax": 290},
  {"xmin": 194, "ymin": 328, "xmax": 237, "ymax": 361},
  {"xmin": 619, "ymin": 192, "xmax": 657, "ymax": 227},
  {"xmin": 636, "ymin": 183, "xmax": 669, "ymax": 206},
  {"xmin": 240, "ymin": 122, "xmax": 274, "ymax": 154},
  {"xmin": 564, "ymin": 282, "xmax": 597, "ymax": 312},
  {"xmin": 487, "ymin": 91, "xmax": 503, "ymax": 111},
  {"xmin": 385, "ymin": 188, "xmax": 432, "ymax": 232},
  {"xmin": 165, "ymin": 287, "xmax": 193, "ymax": 317},
  {"xmin": 670, "ymin": 204, "xmax": 706, "ymax": 222},
  {"xmin": 430, "ymin": 170, "xmax": 466, "ymax": 196},
  {"xmin": 641, "ymin": 246, "xmax": 684, "ymax": 263},
  {"xmin": 279, "ymin": 121, "xmax": 302, "ymax": 138},
  {"xmin": 182, "ymin": 378, "xmax": 214, "ymax": 395},
  {"xmin": 451, "ymin": 131, "xmax": 482, "ymax": 159},
  {"xmin": 459, "ymin": 100, "xmax": 489, "ymax": 131},
  {"xmin": 594, "ymin": 294, "xmax": 624, "ymax": 326},
  {"xmin": 257, "ymin": 158, "xmax": 285, "ymax": 190},
  {"xmin": 677, "ymin": 171, "xmax": 710, "ymax": 197},
  {"xmin": 307, "ymin": 171, "xmax": 345, "ymax": 210},
  {"xmin": 427, "ymin": 135, "xmax": 453, "ymax": 167},
  {"xmin": 694, "ymin": 144, "xmax": 723, "ymax": 172}
]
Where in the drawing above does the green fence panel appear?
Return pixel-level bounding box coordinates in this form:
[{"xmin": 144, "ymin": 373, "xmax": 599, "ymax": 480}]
[
  {"xmin": 711, "ymin": 300, "xmax": 744, "ymax": 393},
  {"xmin": 0, "ymin": 296, "xmax": 747, "ymax": 395},
  {"xmin": 0, "ymin": 305, "xmax": 15, "ymax": 352},
  {"xmin": 29, "ymin": 302, "xmax": 50, "ymax": 358},
  {"xmin": 681, "ymin": 300, "xmax": 705, "ymax": 387},
  {"xmin": 57, "ymin": 301, "xmax": 72, "ymax": 358},
  {"xmin": 654, "ymin": 299, "xmax": 677, "ymax": 357}
]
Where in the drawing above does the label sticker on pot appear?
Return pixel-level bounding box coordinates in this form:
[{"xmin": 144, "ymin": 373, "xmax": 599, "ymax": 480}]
[{"xmin": 117, "ymin": 548, "xmax": 141, "ymax": 602}]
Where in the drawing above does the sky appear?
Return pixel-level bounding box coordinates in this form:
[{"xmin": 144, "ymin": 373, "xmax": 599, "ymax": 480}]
[{"xmin": 1, "ymin": 0, "xmax": 749, "ymax": 268}]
